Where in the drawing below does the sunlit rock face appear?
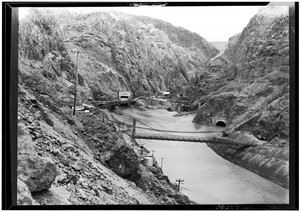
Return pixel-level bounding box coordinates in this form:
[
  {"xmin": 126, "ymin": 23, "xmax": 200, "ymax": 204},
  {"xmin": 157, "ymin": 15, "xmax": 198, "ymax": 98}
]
[
  {"xmin": 193, "ymin": 5, "xmax": 289, "ymax": 141},
  {"xmin": 17, "ymin": 179, "xmax": 35, "ymax": 205},
  {"xmin": 19, "ymin": 8, "xmax": 218, "ymax": 104},
  {"xmin": 18, "ymin": 9, "xmax": 217, "ymax": 205}
]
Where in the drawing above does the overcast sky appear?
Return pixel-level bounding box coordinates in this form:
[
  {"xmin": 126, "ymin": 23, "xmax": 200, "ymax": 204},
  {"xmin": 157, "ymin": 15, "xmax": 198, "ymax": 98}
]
[{"xmin": 19, "ymin": 6, "xmax": 263, "ymax": 42}]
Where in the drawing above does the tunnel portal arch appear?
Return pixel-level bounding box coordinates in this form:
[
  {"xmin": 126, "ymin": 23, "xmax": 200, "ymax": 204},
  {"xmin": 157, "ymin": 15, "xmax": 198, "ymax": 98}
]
[
  {"xmin": 216, "ymin": 121, "xmax": 226, "ymax": 127},
  {"xmin": 212, "ymin": 117, "xmax": 227, "ymax": 127}
]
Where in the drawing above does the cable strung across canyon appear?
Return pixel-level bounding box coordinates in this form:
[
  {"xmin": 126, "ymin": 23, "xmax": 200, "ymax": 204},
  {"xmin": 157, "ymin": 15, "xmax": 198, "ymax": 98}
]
[
  {"xmin": 109, "ymin": 119, "xmax": 222, "ymax": 134},
  {"xmin": 108, "ymin": 117, "xmax": 258, "ymax": 147}
]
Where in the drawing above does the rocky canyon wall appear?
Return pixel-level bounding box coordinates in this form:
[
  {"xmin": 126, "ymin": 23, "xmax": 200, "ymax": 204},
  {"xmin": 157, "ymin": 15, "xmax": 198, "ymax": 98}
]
[
  {"xmin": 192, "ymin": 5, "xmax": 290, "ymax": 189},
  {"xmin": 19, "ymin": 9, "xmax": 218, "ymax": 105},
  {"xmin": 18, "ymin": 8, "xmax": 221, "ymax": 205},
  {"xmin": 193, "ymin": 5, "xmax": 289, "ymax": 142}
]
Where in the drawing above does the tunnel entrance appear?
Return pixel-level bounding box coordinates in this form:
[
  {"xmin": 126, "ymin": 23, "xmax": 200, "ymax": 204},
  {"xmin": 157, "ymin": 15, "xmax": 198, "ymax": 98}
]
[{"xmin": 216, "ymin": 121, "xmax": 226, "ymax": 127}]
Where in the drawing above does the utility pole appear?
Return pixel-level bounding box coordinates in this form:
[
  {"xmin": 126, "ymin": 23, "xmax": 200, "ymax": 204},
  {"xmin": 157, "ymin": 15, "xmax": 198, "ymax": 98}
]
[
  {"xmin": 117, "ymin": 91, "xmax": 120, "ymax": 106},
  {"xmin": 161, "ymin": 157, "xmax": 163, "ymax": 169},
  {"xmin": 151, "ymin": 150, "xmax": 156, "ymax": 157},
  {"xmin": 132, "ymin": 119, "xmax": 136, "ymax": 138},
  {"xmin": 175, "ymin": 179, "xmax": 184, "ymax": 192},
  {"xmin": 73, "ymin": 51, "xmax": 79, "ymax": 115}
]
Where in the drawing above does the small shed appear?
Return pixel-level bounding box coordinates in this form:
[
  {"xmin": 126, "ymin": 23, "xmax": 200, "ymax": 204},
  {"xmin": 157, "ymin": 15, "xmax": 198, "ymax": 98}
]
[
  {"xmin": 118, "ymin": 92, "xmax": 131, "ymax": 102},
  {"xmin": 161, "ymin": 91, "xmax": 170, "ymax": 96}
]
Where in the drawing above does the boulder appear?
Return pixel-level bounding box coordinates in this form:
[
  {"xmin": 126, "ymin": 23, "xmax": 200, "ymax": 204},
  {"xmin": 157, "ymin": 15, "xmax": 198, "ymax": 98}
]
[
  {"xmin": 31, "ymin": 187, "xmax": 71, "ymax": 205},
  {"xmin": 135, "ymin": 99, "xmax": 146, "ymax": 107},
  {"xmin": 55, "ymin": 173, "xmax": 68, "ymax": 184},
  {"xmin": 69, "ymin": 161, "xmax": 83, "ymax": 171},
  {"xmin": 18, "ymin": 155, "xmax": 59, "ymax": 192},
  {"xmin": 17, "ymin": 179, "xmax": 34, "ymax": 205},
  {"xmin": 107, "ymin": 145, "xmax": 141, "ymax": 182},
  {"xmin": 17, "ymin": 123, "xmax": 37, "ymax": 156}
]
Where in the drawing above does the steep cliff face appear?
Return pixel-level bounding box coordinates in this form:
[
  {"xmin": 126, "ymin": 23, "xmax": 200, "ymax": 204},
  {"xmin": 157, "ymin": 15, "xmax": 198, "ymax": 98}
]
[
  {"xmin": 18, "ymin": 8, "xmax": 217, "ymax": 205},
  {"xmin": 192, "ymin": 5, "xmax": 290, "ymax": 189},
  {"xmin": 193, "ymin": 5, "xmax": 289, "ymax": 142},
  {"xmin": 19, "ymin": 8, "xmax": 218, "ymax": 104}
]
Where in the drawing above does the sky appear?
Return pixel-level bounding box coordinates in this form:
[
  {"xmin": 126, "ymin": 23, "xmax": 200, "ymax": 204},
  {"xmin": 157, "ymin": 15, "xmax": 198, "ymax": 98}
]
[{"xmin": 19, "ymin": 5, "xmax": 263, "ymax": 42}]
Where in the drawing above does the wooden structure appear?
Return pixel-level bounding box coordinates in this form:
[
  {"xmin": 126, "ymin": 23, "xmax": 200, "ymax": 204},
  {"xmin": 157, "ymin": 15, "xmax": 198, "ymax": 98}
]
[
  {"xmin": 134, "ymin": 133, "xmax": 258, "ymax": 146},
  {"xmin": 131, "ymin": 119, "xmax": 258, "ymax": 147}
]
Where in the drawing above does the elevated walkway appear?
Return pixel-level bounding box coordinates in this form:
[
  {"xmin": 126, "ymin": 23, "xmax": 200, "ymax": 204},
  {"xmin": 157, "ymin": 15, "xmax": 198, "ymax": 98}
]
[{"xmin": 134, "ymin": 133, "xmax": 258, "ymax": 146}]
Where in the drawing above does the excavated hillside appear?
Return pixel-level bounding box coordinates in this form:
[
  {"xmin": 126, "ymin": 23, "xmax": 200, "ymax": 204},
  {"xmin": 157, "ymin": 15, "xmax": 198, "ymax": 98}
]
[
  {"xmin": 17, "ymin": 8, "xmax": 220, "ymax": 205},
  {"xmin": 192, "ymin": 5, "xmax": 290, "ymax": 188}
]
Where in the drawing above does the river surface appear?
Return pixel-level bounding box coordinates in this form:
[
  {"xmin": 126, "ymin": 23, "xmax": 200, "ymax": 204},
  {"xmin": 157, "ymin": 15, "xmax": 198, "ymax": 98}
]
[{"xmin": 121, "ymin": 108, "xmax": 289, "ymax": 204}]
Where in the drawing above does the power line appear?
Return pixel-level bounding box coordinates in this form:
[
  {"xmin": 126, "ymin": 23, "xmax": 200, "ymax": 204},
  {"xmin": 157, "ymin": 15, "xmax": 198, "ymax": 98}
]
[
  {"xmin": 109, "ymin": 119, "xmax": 220, "ymax": 133},
  {"xmin": 135, "ymin": 125, "xmax": 220, "ymax": 134}
]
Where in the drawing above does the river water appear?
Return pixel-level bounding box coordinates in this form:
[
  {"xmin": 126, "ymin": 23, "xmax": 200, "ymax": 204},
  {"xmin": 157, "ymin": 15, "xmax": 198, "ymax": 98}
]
[{"xmin": 121, "ymin": 108, "xmax": 289, "ymax": 204}]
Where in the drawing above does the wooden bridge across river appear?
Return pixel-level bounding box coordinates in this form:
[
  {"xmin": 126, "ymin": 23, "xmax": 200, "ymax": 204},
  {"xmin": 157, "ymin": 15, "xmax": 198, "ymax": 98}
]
[
  {"xmin": 112, "ymin": 119, "xmax": 259, "ymax": 147},
  {"xmin": 134, "ymin": 132, "xmax": 258, "ymax": 146}
]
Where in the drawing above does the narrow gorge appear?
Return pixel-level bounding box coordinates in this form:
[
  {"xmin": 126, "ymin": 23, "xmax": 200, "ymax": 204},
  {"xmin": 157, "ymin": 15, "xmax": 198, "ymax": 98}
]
[{"xmin": 16, "ymin": 5, "xmax": 291, "ymax": 206}]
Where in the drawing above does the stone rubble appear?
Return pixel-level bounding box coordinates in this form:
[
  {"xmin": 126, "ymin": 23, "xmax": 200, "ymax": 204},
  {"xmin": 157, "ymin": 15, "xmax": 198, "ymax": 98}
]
[{"xmin": 17, "ymin": 84, "xmax": 192, "ymax": 205}]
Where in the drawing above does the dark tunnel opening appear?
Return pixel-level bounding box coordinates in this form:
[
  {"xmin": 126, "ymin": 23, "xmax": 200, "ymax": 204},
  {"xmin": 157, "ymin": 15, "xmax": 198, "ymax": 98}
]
[{"xmin": 216, "ymin": 121, "xmax": 226, "ymax": 127}]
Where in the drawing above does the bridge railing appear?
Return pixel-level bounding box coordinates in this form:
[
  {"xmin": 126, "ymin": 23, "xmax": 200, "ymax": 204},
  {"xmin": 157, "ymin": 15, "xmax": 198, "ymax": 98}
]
[
  {"xmin": 108, "ymin": 118, "xmax": 258, "ymax": 146},
  {"xmin": 134, "ymin": 132, "xmax": 258, "ymax": 146},
  {"xmin": 109, "ymin": 118, "xmax": 222, "ymax": 134}
]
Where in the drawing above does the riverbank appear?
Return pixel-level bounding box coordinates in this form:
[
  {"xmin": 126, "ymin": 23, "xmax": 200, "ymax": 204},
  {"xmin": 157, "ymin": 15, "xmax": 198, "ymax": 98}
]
[
  {"xmin": 208, "ymin": 135, "xmax": 289, "ymax": 189},
  {"xmin": 17, "ymin": 87, "xmax": 193, "ymax": 205},
  {"xmin": 117, "ymin": 107, "xmax": 289, "ymax": 204},
  {"xmin": 132, "ymin": 100, "xmax": 289, "ymax": 190}
]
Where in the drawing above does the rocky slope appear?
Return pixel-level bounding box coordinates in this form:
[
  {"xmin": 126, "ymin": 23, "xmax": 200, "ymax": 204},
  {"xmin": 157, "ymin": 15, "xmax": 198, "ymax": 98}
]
[
  {"xmin": 192, "ymin": 5, "xmax": 289, "ymax": 188},
  {"xmin": 17, "ymin": 8, "xmax": 220, "ymax": 205},
  {"xmin": 17, "ymin": 82, "xmax": 192, "ymax": 205},
  {"xmin": 193, "ymin": 5, "xmax": 289, "ymax": 142},
  {"xmin": 208, "ymin": 132, "xmax": 289, "ymax": 189},
  {"xmin": 19, "ymin": 8, "xmax": 218, "ymax": 103}
]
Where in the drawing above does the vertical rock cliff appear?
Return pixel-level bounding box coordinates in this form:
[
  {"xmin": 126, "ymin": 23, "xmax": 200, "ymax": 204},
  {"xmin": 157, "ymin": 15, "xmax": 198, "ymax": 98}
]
[
  {"xmin": 19, "ymin": 9, "xmax": 218, "ymax": 104},
  {"xmin": 18, "ymin": 8, "xmax": 220, "ymax": 205},
  {"xmin": 192, "ymin": 5, "xmax": 290, "ymax": 189},
  {"xmin": 194, "ymin": 5, "xmax": 289, "ymax": 142}
]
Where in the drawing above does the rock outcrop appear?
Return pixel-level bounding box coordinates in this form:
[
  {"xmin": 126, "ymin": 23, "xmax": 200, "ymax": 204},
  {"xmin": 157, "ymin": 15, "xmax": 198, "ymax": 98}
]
[
  {"xmin": 193, "ymin": 5, "xmax": 289, "ymax": 142},
  {"xmin": 17, "ymin": 8, "xmax": 218, "ymax": 204},
  {"xmin": 192, "ymin": 5, "xmax": 290, "ymax": 189},
  {"xmin": 18, "ymin": 155, "xmax": 59, "ymax": 192},
  {"xmin": 19, "ymin": 8, "xmax": 218, "ymax": 104},
  {"xmin": 17, "ymin": 68, "xmax": 192, "ymax": 204},
  {"xmin": 17, "ymin": 179, "xmax": 36, "ymax": 205}
]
